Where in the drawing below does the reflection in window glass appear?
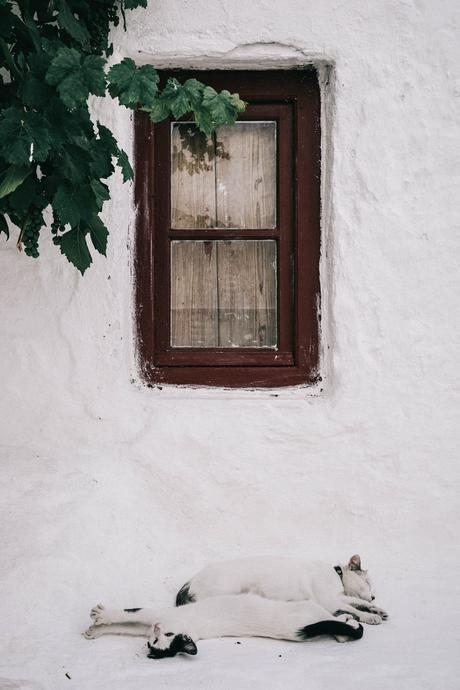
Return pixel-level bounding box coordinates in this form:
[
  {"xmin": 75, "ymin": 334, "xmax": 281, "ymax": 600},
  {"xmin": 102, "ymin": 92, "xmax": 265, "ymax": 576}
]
[{"xmin": 171, "ymin": 122, "xmax": 276, "ymax": 229}]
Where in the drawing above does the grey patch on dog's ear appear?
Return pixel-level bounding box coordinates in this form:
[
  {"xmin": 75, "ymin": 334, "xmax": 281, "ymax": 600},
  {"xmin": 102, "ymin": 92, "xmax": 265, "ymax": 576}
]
[{"xmin": 349, "ymin": 554, "xmax": 362, "ymax": 571}]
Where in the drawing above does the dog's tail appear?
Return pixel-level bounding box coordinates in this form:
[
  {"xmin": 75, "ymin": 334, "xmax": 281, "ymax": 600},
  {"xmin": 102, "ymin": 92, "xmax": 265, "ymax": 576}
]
[
  {"xmin": 175, "ymin": 582, "xmax": 196, "ymax": 607},
  {"xmin": 297, "ymin": 620, "xmax": 364, "ymax": 640}
]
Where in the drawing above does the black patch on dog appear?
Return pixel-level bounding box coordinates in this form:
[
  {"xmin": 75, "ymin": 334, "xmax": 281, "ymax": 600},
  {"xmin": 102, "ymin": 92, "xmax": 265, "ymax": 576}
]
[
  {"xmin": 175, "ymin": 583, "xmax": 196, "ymax": 607},
  {"xmin": 297, "ymin": 620, "xmax": 364, "ymax": 641},
  {"xmin": 334, "ymin": 609, "xmax": 359, "ymax": 620},
  {"xmin": 334, "ymin": 565, "xmax": 343, "ymax": 580},
  {"xmin": 124, "ymin": 608, "xmax": 142, "ymax": 613},
  {"xmin": 147, "ymin": 634, "xmax": 198, "ymax": 659}
]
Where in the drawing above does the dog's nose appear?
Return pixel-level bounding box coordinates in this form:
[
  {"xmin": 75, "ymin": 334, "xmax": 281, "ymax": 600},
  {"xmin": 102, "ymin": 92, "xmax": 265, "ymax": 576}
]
[{"xmin": 371, "ymin": 596, "xmax": 375, "ymax": 601}]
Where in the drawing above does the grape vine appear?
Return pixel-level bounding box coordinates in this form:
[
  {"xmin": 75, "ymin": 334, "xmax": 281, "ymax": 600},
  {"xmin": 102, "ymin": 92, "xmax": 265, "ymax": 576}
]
[{"xmin": 0, "ymin": 1, "xmax": 245, "ymax": 273}]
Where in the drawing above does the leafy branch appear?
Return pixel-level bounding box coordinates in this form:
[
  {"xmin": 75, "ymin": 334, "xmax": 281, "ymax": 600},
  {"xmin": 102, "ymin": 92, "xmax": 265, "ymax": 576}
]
[{"xmin": 0, "ymin": 0, "xmax": 245, "ymax": 274}]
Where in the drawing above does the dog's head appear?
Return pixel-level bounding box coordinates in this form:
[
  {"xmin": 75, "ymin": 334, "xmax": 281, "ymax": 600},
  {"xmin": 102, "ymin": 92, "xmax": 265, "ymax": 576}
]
[
  {"xmin": 147, "ymin": 623, "xmax": 198, "ymax": 659},
  {"xmin": 341, "ymin": 554, "xmax": 375, "ymax": 602}
]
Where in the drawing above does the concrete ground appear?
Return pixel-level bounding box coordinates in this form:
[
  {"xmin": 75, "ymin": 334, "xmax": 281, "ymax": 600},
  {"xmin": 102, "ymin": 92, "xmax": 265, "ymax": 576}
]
[{"xmin": 0, "ymin": 570, "xmax": 458, "ymax": 690}]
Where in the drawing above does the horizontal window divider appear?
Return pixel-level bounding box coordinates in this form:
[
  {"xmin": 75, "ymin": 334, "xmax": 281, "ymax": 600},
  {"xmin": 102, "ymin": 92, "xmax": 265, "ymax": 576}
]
[
  {"xmin": 168, "ymin": 229, "xmax": 280, "ymax": 239},
  {"xmin": 155, "ymin": 351, "xmax": 294, "ymax": 367}
]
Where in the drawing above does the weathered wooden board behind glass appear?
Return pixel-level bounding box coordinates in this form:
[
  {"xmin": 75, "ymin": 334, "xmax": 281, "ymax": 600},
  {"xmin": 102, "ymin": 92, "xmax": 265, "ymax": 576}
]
[
  {"xmin": 171, "ymin": 122, "xmax": 276, "ymax": 229},
  {"xmin": 171, "ymin": 240, "xmax": 277, "ymax": 348}
]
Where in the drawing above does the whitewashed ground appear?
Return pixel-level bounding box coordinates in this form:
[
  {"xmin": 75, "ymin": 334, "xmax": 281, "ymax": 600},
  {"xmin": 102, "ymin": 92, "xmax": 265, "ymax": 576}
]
[
  {"xmin": 0, "ymin": 568, "xmax": 459, "ymax": 689},
  {"xmin": 1, "ymin": 447, "xmax": 459, "ymax": 690}
]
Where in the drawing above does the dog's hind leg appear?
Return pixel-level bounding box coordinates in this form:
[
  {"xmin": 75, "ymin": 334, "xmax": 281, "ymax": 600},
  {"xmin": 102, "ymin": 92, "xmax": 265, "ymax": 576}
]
[
  {"xmin": 83, "ymin": 622, "xmax": 147, "ymax": 639},
  {"xmin": 90, "ymin": 603, "xmax": 157, "ymax": 626}
]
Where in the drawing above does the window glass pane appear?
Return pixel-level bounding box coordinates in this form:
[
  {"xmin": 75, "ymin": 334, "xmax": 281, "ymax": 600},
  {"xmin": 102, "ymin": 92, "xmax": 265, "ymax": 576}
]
[
  {"xmin": 171, "ymin": 240, "xmax": 277, "ymax": 348},
  {"xmin": 171, "ymin": 122, "xmax": 276, "ymax": 229}
]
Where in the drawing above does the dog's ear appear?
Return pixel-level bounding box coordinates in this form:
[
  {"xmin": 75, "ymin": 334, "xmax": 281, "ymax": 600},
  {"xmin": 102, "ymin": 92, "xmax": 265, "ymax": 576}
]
[
  {"xmin": 348, "ymin": 554, "xmax": 362, "ymax": 571},
  {"xmin": 178, "ymin": 634, "xmax": 198, "ymax": 655}
]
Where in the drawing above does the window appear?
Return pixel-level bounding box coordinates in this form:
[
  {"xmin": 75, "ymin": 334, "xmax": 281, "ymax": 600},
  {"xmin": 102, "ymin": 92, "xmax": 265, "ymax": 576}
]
[{"xmin": 134, "ymin": 70, "xmax": 321, "ymax": 387}]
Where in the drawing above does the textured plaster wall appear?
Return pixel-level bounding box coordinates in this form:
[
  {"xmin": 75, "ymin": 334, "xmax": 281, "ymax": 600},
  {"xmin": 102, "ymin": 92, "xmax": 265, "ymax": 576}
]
[{"xmin": 1, "ymin": 0, "xmax": 459, "ymax": 638}]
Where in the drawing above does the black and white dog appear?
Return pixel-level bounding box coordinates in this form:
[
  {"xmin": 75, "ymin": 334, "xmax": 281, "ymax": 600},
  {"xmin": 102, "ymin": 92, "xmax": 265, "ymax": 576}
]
[{"xmin": 84, "ymin": 595, "xmax": 363, "ymax": 658}]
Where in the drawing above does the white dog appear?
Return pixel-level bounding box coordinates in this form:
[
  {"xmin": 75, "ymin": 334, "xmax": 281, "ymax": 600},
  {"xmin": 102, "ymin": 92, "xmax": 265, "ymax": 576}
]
[{"xmin": 176, "ymin": 554, "xmax": 388, "ymax": 625}]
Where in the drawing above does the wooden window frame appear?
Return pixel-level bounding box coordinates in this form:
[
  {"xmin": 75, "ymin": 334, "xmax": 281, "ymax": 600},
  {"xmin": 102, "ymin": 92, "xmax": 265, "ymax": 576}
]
[{"xmin": 134, "ymin": 69, "xmax": 321, "ymax": 388}]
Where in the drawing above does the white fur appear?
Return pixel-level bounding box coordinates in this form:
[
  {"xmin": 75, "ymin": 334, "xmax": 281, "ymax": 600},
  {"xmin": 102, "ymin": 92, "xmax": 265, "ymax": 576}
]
[
  {"xmin": 83, "ymin": 595, "xmax": 362, "ymax": 655},
  {"xmin": 180, "ymin": 554, "xmax": 388, "ymax": 625}
]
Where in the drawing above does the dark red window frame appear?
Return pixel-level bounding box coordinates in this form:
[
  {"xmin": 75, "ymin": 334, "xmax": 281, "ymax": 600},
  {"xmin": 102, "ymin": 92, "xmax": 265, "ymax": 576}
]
[{"xmin": 134, "ymin": 69, "xmax": 321, "ymax": 388}]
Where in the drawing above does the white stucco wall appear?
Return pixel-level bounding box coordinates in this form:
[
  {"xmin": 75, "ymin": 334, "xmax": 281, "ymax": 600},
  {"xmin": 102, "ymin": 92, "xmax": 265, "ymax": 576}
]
[{"xmin": 1, "ymin": 1, "xmax": 459, "ymax": 669}]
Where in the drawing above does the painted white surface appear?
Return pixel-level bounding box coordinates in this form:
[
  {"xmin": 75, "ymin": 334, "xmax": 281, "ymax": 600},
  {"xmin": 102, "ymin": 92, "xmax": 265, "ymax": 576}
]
[{"xmin": 0, "ymin": 1, "xmax": 459, "ymax": 687}]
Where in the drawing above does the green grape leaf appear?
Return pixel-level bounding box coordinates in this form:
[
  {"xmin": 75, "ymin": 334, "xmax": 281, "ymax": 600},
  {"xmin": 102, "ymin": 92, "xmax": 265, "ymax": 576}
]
[
  {"xmin": 90, "ymin": 179, "xmax": 110, "ymax": 211},
  {"xmin": 18, "ymin": 74, "xmax": 53, "ymax": 108},
  {"xmin": 124, "ymin": 0, "xmax": 148, "ymax": 8},
  {"xmin": 0, "ymin": 4, "xmax": 16, "ymax": 40},
  {"xmin": 24, "ymin": 112, "xmax": 54, "ymax": 161},
  {"xmin": 52, "ymin": 182, "xmax": 98, "ymax": 227},
  {"xmin": 52, "ymin": 184, "xmax": 82, "ymax": 227},
  {"xmin": 0, "ymin": 214, "xmax": 10, "ymax": 239},
  {"xmin": 97, "ymin": 123, "xmax": 118, "ymax": 156},
  {"xmin": 161, "ymin": 78, "xmax": 191, "ymax": 119},
  {"xmin": 88, "ymin": 215, "xmax": 108, "ymax": 256},
  {"xmin": 0, "ymin": 165, "xmax": 31, "ymax": 199},
  {"xmin": 8, "ymin": 175, "xmax": 45, "ymax": 214},
  {"xmin": 183, "ymin": 78, "xmax": 204, "ymax": 108},
  {"xmin": 46, "ymin": 47, "xmax": 106, "ymax": 110},
  {"xmin": 230, "ymin": 92, "xmax": 246, "ymax": 113},
  {"xmin": 46, "ymin": 45, "xmax": 81, "ymax": 85},
  {"xmin": 58, "ymin": 144, "xmax": 93, "ymax": 184},
  {"xmin": 0, "ymin": 108, "xmax": 53, "ymax": 165},
  {"xmin": 0, "ymin": 108, "xmax": 31, "ymax": 165},
  {"xmin": 108, "ymin": 58, "xmax": 159, "ymax": 109},
  {"xmin": 57, "ymin": 226, "xmax": 92, "ymax": 274},
  {"xmin": 57, "ymin": 0, "xmax": 90, "ymax": 47},
  {"xmin": 82, "ymin": 55, "xmax": 107, "ymax": 96},
  {"xmin": 193, "ymin": 106, "xmax": 213, "ymax": 136},
  {"xmin": 90, "ymin": 141, "xmax": 115, "ymax": 179},
  {"xmin": 202, "ymin": 87, "xmax": 239, "ymax": 125},
  {"xmin": 116, "ymin": 149, "xmax": 133, "ymax": 182},
  {"xmin": 147, "ymin": 98, "xmax": 170, "ymax": 123}
]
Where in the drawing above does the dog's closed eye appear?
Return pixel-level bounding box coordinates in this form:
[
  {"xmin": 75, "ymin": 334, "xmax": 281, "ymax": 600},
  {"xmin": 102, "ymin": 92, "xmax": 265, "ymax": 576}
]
[{"xmin": 165, "ymin": 632, "xmax": 174, "ymax": 637}]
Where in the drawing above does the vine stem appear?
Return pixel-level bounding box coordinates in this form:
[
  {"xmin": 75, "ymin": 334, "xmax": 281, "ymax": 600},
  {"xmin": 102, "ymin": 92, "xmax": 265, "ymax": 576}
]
[{"xmin": 16, "ymin": 209, "xmax": 31, "ymax": 251}]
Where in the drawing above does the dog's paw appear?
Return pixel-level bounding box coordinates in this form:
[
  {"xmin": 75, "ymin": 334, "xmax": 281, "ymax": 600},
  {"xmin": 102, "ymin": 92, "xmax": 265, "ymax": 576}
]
[
  {"xmin": 90, "ymin": 604, "xmax": 111, "ymax": 626},
  {"xmin": 362, "ymin": 613, "xmax": 382, "ymax": 625},
  {"xmin": 335, "ymin": 613, "xmax": 360, "ymax": 629},
  {"xmin": 83, "ymin": 625, "xmax": 104, "ymax": 639},
  {"xmin": 369, "ymin": 606, "xmax": 388, "ymax": 620}
]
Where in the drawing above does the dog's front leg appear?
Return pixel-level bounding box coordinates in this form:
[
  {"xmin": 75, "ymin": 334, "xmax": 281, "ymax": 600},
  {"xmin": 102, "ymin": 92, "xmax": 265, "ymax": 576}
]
[
  {"xmin": 333, "ymin": 601, "xmax": 383, "ymax": 625},
  {"xmin": 341, "ymin": 596, "xmax": 388, "ymax": 620}
]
